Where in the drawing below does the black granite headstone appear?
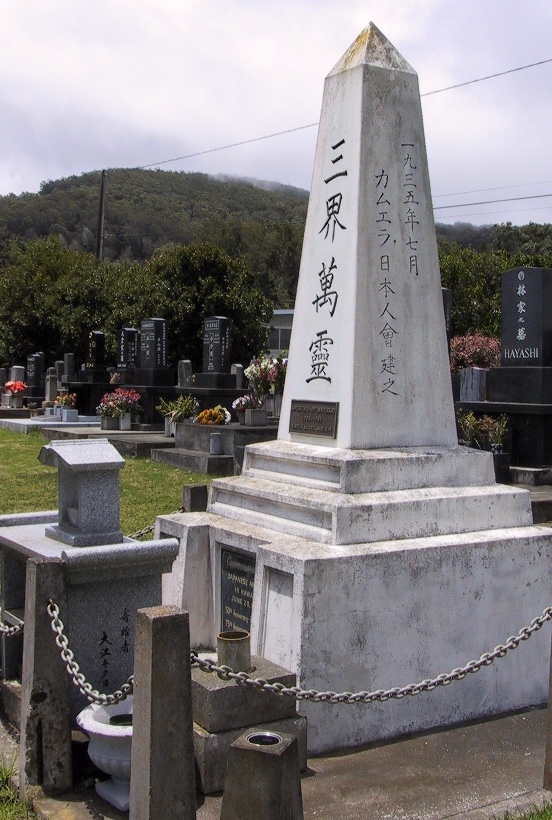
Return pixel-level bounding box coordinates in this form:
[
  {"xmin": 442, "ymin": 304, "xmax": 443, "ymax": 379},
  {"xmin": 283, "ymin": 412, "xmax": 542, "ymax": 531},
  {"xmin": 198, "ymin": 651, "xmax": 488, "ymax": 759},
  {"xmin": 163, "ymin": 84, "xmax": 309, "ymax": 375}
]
[
  {"xmin": 26, "ymin": 353, "xmax": 44, "ymax": 389},
  {"xmin": 500, "ymin": 267, "xmax": 552, "ymax": 367},
  {"xmin": 86, "ymin": 331, "xmax": 105, "ymax": 370},
  {"xmin": 202, "ymin": 316, "xmax": 231, "ymax": 374},
  {"xmin": 118, "ymin": 327, "xmax": 139, "ymax": 368},
  {"xmin": 139, "ymin": 318, "xmax": 167, "ymax": 369}
]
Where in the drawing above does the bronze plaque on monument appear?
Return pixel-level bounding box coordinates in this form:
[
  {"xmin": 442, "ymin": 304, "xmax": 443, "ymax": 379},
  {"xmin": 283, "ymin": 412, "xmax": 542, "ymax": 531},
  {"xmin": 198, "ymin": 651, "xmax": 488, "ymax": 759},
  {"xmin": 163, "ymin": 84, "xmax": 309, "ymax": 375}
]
[
  {"xmin": 289, "ymin": 400, "xmax": 339, "ymax": 438},
  {"xmin": 220, "ymin": 548, "xmax": 256, "ymax": 633}
]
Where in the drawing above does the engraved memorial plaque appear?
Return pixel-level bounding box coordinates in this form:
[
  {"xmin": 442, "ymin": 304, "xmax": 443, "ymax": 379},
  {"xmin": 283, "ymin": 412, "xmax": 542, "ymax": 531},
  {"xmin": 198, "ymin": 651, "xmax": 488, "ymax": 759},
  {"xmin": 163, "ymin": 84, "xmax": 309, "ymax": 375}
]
[
  {"xmin": 289, "ymin": 400, "xmax": 339, "ymax": 438},
  {"xmin": 220, "ymin": 548, "xmax": 256, "ymax": 633}
]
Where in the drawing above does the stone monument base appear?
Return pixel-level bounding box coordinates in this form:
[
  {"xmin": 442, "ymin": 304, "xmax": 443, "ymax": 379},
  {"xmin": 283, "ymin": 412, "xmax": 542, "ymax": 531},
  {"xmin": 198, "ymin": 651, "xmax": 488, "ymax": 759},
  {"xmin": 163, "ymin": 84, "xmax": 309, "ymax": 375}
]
[{"xmin": 158, "ymin": 441, "xmax": 552, "ymax": 754}]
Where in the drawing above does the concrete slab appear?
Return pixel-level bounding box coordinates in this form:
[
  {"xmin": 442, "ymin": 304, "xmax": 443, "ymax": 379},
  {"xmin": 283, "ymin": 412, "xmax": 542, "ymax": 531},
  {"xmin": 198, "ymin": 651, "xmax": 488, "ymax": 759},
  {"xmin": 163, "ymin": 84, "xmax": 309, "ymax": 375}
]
[{"xmin": 2, "ymin": 706, "xmax": 551, "ymax": 819}]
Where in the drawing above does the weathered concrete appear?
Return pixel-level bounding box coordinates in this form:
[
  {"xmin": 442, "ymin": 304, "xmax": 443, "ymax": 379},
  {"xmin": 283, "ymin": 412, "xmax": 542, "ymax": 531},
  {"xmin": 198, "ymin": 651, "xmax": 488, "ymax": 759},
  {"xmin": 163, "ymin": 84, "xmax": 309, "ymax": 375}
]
[
  {"xmin": 129, "ymin": 606, "xmax": 196, "ymax": 820},
  {"xmin": 220, "ymin": 731, "xmax": 303, "ymax": 820}
]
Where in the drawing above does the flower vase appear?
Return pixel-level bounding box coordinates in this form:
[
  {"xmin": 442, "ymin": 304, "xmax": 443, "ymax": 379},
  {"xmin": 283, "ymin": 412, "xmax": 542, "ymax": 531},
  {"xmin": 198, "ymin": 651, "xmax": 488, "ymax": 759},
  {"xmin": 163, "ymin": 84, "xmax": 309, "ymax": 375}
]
[
  {"xmin": 236, "ymin": 410, "xmax": 246, "ymax": 426},
  {"xmin": 119, "ymin": 413, "xmax": 132, "ymax": 431},
  {"xmin": 245, "ymin": 408, "xmax": 268, "ymax": 426},
  {"xmin": 273, "ymin": 391, "xmax": 283, "ymax": 418},
  {"xmin": 101, "ymin": 416, "xmax": 119, "ymax": 430},
  {"xmin": 164, "ymin": 417, "xmax": 173, "ymax": 437}
]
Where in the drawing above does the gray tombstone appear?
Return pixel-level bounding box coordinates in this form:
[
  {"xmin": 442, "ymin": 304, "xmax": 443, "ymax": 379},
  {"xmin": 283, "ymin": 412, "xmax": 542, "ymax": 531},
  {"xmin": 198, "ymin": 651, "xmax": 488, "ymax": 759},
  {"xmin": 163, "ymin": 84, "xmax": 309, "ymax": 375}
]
[
  {"xmin": 55, "ymin": 360, "xmax": 65, "ymax": 386},
  {"xmin": 9, "ymin": 366, "xmax": 25, "ymax": 382},
  {"xmin": 64, "ymin": 353, "xmax": 76, "ymax": 381},
  {"xmin": 44, "ymin": 368, "xmax": 58, "ymax": 404},
  {"xmin": 178, "ymin": 360, "xmax": 193, "ymax": 388},
  {"xmin": 203, "ymin": 316, "xmax": 231, "ymax": 374},
  {"xmin": 231, "ymin": 363, "xmax": 244, "ymax": 390}
]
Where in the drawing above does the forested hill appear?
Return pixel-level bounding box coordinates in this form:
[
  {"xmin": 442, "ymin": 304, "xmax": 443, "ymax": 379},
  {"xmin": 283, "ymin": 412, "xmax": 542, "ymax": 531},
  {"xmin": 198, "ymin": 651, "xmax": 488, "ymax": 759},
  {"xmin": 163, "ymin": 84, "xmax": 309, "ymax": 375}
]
[{"xmin": 1, "ymin": 167, "xmax": 552, "ymax": 307}]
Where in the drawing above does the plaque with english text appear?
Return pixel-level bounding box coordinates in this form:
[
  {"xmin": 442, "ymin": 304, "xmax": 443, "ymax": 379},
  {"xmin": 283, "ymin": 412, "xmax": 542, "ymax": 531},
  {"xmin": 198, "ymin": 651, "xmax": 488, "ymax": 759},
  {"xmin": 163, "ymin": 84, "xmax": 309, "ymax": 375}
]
[
  {"xmin": 220, "ymin": 548, "xmax": 256, "ymax": 633},
  {"xmin": 289, "ymin": 400, "xmax": 339, "ymax": 438}
]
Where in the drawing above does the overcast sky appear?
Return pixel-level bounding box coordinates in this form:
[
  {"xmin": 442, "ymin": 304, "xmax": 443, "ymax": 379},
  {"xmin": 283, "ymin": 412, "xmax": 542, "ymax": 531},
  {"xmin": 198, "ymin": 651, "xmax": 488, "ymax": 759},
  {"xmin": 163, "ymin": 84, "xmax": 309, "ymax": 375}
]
[{"xmin": 2, "ymin": 0, "xmax": 551, "ymax": 226}]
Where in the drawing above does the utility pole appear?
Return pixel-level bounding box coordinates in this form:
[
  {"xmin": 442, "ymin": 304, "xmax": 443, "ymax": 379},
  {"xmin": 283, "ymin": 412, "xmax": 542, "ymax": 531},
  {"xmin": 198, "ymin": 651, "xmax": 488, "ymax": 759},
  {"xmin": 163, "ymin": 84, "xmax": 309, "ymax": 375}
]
[{"xmin": 96, "ymin": 170, "xmax": 106, "ymax": 260}]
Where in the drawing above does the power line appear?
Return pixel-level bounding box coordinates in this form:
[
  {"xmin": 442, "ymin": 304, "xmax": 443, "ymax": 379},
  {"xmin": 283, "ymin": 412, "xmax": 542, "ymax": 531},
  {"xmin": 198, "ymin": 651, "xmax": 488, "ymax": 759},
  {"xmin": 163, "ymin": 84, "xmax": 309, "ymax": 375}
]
[
  {"xmin": 433, "ymin": 180, "xmax": 552, "ymax": 199},
  {"xmin": 421, "ymin": 57, "xmax": 552, "ymax": 96},
  {"xmin": 433, "ymin": 192, "xmax": 552, "ymax": 211},
  {"xmin": 136, "ymin": 57, "xmax": 552, "ymax": 172}
]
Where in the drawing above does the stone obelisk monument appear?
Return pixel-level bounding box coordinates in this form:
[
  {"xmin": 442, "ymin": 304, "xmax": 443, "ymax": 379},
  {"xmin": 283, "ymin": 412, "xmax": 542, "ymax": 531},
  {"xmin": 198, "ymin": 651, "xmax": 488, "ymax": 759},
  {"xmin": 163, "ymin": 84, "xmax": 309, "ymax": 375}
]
[
  {"xmin": 159, "ymin": 24, "xmax": 552, "ymax": 755},
  {"xmin": 278, "ymin": 24, "xmax": 456, "ymax": 449}
]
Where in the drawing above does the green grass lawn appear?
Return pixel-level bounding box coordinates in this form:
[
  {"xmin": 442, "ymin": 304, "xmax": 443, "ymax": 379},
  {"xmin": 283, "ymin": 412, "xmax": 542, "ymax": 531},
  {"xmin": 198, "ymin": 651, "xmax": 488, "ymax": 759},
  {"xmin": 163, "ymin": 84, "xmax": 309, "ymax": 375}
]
[{"xmin": 0, "ymin": 427, "xmax": 218, "ymax": 536}]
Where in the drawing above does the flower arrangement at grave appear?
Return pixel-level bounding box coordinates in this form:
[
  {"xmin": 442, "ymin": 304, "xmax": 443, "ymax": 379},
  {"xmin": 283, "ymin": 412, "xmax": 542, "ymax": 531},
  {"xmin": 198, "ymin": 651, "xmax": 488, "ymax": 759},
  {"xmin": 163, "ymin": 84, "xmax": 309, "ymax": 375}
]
[
  {"xmin": 456, "ymin": 409, "xmax": 483, "ymax": 448},
  {"xmin": 232, "ymin": 394, "xmax": 263, "ymax": 412},
  {"xmin": 480, "ymin": 414, "xmax": 509, "ymax": 453},
  {"xmin": 244, "ymin": 352, "xmax": 288, "ymax": 401},
  {"xmin": 4, "ymin": 380, "xmax": 27, "ymax": 395},
  {"xmin": 96, "ymin": 388, "xmax": 142, "ymax": 418},
  {"xmin": 196, "ymin": 405, "xmax": 231, "ymax": 425},
  {"xmin": 156, "ymin": 395, "xmax": 199, "ymax": 423},
  {"xmin": 54, "ymin": 392, "xmax": 77, "ymax": 408},
  {"xmin": 449, "ymin": 334, "xmax": 500, "ymax": 373}
]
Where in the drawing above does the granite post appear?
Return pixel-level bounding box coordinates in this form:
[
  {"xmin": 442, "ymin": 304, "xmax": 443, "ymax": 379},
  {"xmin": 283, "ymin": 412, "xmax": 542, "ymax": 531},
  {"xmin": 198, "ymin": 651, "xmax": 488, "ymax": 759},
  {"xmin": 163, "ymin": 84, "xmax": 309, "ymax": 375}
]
[
  {"xmin": 129, "ymin": 606, "xmax": 196, "ymax": 820},
  {"xmin": 19, "ymin": 559, "xmax": 72, "ymax": 798}
]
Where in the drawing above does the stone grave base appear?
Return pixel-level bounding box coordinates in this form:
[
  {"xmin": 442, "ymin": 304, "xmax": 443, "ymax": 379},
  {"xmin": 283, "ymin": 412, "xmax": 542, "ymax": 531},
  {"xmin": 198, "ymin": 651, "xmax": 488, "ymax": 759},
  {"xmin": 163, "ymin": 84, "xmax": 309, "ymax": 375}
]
[{"xmin": 158, "ymin": 441, "xmax": 552, "ymax": 755}]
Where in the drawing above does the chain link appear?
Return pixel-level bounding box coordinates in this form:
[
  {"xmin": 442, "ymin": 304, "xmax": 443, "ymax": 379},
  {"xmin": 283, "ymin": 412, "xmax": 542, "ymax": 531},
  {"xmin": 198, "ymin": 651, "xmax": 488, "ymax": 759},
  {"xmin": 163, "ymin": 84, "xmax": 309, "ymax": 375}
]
[
  {"xmin": 0, "ymin": 621, "xmax": 23, "ymax": 637},
  {"xmin": 190, "ymin": 604, "xmax": 552, "ymax": 704},
  {"xmin": 47, "ymin": 599, "xmax": 133, "ymax": 705},
  {"xmin": 126, "ymin": 507, "xmax": 184, "ymax": 540},
  {"xmin": 47, "ymin": 596, "xmax": 552, "ymax": 707}
]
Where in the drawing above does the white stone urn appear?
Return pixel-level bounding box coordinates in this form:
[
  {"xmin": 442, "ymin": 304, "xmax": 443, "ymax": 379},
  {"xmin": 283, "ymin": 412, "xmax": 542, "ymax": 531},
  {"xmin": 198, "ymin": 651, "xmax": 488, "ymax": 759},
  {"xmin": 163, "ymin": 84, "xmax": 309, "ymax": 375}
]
[{"xmin": 77, "ymin": 696, "xmax": 133, "ymax": 811}]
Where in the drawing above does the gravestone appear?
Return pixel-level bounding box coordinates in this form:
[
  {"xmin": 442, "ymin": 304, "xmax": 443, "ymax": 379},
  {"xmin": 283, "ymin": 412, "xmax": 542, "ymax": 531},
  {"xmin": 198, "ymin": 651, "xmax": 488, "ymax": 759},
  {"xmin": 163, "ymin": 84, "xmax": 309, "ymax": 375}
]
[
  {"xmin": 63, "ymin": 353, "xmax": 76, "ymax": 383},
  {"xmin": 118, "ymin": 327, "xmax": 139, "ymax": 369},
  {"xmin": 178, "ymin": 359, "xmax": 193, "ymax": 389},
  {"xmin": 195, "ymin": 316, "xmax": 235, "ymax": 388},
  {"xmin": 43, "ymin": 367, "xmax": 57, "ymax": 406},
  {"xmin": 25, "ymin": 353, "xmax": 45, "ymax": 403},
  {"xmin": 0, "ymin": 369, "xmax": 6, "ymax": 390},
  {"xmin": 134, "ymin": 318, "xmax": 174, "ymax": 385},
  {"xmin": 54, "ymin": 360, "xmax": 65, "ymax": 387},
  {"xmin": 159, "ymin": 23, "xmax": 552, "ymax": 755},
  {"xmin": 82, "ymin": 332, "xmax": 110, "ymax": 383},
  {"xmin": 9, "ymin": 366, "xmax": 25, "ymax": 382}
]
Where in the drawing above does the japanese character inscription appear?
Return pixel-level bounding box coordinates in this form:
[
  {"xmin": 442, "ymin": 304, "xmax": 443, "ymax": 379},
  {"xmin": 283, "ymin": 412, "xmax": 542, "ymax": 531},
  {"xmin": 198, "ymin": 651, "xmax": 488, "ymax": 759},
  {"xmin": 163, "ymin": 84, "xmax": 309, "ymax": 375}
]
[
  {"xmin": 98, "ymin": 607, "xmax": 132, "ymax": 689},
  {"xmin": 307, "ymin": 139, "xmax": 349, "ymax": 384}
]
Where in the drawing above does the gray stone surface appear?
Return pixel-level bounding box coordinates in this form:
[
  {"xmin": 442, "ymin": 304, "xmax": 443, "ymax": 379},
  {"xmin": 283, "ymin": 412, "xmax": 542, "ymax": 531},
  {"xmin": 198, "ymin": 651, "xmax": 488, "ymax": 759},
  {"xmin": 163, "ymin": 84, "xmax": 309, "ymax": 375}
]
[
  {"xmin": 178, "ymin": 359, "xmax": 193, "ymax": 388},
  {"xmin": 220, "ymin": 731, "xmax": 303, "ymax": 819},
  {"xmin": 39, "ymin": 439, "xmax": 125, "ymax": 546},
  {"xmin": 182, "ymin": 484, "xmax": 209, "ymax": 512},
  {"xmin": 194, "ymin": 715, "xmax": 307, "ymax": 795},
  {"xmin": 192, "ymin": 656, "xmax": 297, "ymax": 733},
  {"xmin": 130, "ymin": 606, "xmax": 196, "ymax": 820}
]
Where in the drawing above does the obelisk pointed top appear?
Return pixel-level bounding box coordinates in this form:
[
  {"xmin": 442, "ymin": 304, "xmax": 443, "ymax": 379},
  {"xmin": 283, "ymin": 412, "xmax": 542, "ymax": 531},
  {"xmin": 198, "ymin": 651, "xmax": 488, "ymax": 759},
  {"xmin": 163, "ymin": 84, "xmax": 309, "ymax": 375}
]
[{"xmin": 328, "ymin": 22, "xmax": 415, "ymax": 77}]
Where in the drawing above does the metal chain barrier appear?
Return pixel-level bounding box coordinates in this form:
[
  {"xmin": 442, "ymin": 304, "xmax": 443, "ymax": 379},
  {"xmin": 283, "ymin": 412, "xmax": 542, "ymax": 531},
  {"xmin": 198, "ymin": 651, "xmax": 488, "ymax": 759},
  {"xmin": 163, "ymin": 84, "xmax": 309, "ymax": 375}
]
[
  {"xmin": 126, "ymin": 507, "xmax": 184, "ymax": 540},
  {"xmin": 46, "ymin": 597, "xmax": 552, "ymax": 707},
  {"xmin": 0, "ymin": 620, "xmax": 23, "ymax": 637},
  {"xmin": 47, "ymin": 599, "xmax": 133, "ymax": 705},
  {"xmin": 191, "ymin": 604, "xmax": 552, "ymax": 704}
]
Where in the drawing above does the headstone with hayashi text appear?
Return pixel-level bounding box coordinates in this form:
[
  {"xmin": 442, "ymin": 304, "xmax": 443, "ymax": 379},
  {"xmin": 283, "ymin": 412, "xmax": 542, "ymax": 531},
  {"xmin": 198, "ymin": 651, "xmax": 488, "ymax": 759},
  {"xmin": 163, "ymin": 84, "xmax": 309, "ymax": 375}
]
[
  {"xmin": 134, "ymin": 318, "xmax": 174, "ymax": 385},
  {"xmin": 487, "ymin": 267, "xmax": 552, "ymax": 403},
  {"xmin": 195, "ymin": 316, "xmax": 235, "ymax": 388}
]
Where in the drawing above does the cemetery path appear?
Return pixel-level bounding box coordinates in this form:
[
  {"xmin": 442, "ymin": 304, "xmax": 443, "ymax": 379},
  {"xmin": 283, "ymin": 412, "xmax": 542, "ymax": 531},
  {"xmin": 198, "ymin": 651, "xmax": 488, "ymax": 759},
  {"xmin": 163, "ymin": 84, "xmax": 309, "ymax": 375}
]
[{"xmin": 1, "ymin": 706, "xmax": 549, "ymax": 819}]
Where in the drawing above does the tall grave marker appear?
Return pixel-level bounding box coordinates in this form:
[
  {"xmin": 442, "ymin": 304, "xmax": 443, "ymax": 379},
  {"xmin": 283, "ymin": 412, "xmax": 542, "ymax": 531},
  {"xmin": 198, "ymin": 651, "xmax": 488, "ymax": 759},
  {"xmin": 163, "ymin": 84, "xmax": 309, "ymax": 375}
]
[
  {"xmin": 159, "ymin": 24, "xmax": 552, "ymax": 754},
  {"xmin": 278, "ymin": 27, "xmax": 455, "ymax": 449}
]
